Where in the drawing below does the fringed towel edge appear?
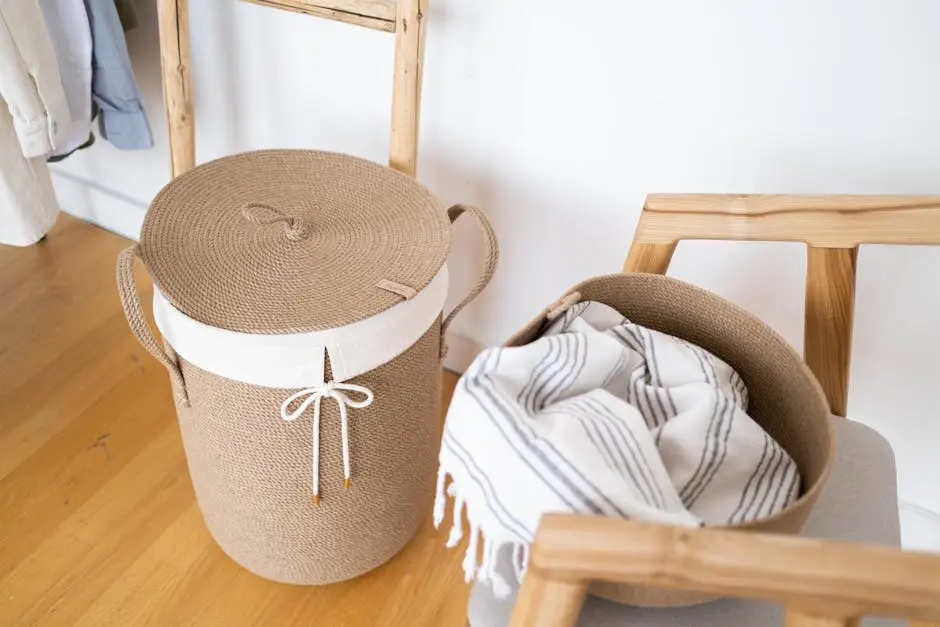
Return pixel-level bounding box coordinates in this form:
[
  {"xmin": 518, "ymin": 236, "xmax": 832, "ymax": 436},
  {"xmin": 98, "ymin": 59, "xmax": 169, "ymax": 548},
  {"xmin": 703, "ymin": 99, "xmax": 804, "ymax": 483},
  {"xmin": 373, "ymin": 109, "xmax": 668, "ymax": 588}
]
[{"xmin": 434, "ymin": 465, "xmax": 521, "ymax": 599}]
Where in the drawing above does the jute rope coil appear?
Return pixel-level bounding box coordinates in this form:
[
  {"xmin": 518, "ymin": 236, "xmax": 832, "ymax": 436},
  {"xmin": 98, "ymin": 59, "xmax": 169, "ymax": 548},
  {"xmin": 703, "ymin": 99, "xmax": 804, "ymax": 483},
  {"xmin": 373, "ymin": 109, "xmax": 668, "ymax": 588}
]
[
  {"xmin": 138, "ymin": 150, "xmax": 453, "ymax": 334},
  {"xmin": 241, "ymin": 202, "xmax": 310, "ymax": 242}
]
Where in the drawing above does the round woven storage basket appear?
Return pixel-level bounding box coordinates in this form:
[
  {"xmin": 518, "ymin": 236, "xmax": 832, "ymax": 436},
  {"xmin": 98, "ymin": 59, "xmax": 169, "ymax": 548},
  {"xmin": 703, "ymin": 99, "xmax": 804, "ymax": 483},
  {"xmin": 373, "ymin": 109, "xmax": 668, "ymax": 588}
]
[
  {"xmin": 506, "ymin": 273, "xmax": 834, "ymax": 608},
  {"xmin": 117, "ymin": 150, "xmax": 498, "ymax": 585}
]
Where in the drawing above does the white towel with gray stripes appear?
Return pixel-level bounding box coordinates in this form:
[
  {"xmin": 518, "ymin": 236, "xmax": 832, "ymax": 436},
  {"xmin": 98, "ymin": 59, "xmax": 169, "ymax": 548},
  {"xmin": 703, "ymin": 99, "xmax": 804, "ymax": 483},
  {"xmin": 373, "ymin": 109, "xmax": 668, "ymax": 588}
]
[{"xmin": 434, "ymin": 300, "xmax": 800, "ymax": 597}]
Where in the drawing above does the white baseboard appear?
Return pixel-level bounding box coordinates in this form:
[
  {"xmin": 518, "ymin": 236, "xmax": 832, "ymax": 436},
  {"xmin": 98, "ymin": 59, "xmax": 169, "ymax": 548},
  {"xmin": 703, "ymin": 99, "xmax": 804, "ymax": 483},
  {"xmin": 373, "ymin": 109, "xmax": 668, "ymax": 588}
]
[
  {"xmin": 443, "ymin": 332, "xmax": 483, "ymax": 374},
  {"xmin": 51, "ymin": 169, "xmax": 146, "ymax": 240},
  {"xmin": 900, "ymin": 499, "xmax": 940, "ymax": 553}
]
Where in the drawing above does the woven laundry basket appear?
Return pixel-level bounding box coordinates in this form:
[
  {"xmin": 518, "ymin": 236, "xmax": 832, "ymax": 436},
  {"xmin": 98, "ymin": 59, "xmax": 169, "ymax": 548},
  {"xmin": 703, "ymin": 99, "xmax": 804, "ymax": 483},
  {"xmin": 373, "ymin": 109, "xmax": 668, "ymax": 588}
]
[
  {"xmin": 508, "ymin": 273, "xmax": 834, "ymax": 608},
  {"xmin": 116, "ymin": 150, "xmax": 498, "ymax": 585}
]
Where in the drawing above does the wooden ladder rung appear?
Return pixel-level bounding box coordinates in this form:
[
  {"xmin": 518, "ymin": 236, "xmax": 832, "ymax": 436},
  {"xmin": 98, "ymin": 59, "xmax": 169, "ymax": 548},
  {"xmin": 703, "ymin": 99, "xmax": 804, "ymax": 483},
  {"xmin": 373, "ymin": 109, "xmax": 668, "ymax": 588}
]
[{"xmin": 240, "ymin": 0, "xmax": 397, "ymax": 32}]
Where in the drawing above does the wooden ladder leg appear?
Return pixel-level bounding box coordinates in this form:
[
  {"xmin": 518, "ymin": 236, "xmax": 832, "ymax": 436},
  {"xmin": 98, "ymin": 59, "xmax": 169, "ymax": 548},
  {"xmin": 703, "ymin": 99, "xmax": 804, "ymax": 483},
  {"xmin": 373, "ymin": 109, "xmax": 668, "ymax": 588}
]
[
  {"xmin": 804, "ymin": 246, "xmax": 858, "ymax": 417},
  {"xmin": 389, "ymin": 0, "xmax": 428, "ymax": 177},
  {"xmin": 157, "ymin": 0, "xmax": 195, "ymax": 178}
]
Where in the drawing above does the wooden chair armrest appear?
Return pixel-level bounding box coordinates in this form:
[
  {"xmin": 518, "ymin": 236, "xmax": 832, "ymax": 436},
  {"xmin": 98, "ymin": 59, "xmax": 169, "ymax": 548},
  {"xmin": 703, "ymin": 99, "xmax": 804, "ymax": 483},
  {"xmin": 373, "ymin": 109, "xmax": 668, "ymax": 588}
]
[
  {"xmin": 510, "ymin": 514, "xmax": 940, "ymax": 627},
  {"xmin": 632, "ymin": 194, "xmax": 940, "ymax": 248}
]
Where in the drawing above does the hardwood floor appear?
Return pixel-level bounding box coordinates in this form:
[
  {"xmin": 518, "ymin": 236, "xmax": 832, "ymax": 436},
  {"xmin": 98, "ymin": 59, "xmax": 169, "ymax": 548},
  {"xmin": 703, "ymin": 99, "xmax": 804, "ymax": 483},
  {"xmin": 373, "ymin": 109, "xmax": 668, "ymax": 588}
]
[{"xmin": 0, "ymin": 215, "xmax": 470, "ymax": 626}]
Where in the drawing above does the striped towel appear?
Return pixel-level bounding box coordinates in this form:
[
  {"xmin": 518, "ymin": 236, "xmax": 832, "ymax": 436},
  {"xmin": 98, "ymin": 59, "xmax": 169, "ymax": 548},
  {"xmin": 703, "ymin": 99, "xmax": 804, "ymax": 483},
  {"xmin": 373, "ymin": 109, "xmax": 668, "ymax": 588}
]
[{"xmin": 433, "ymin": 301, "xmax": 800, "ymax": 597}]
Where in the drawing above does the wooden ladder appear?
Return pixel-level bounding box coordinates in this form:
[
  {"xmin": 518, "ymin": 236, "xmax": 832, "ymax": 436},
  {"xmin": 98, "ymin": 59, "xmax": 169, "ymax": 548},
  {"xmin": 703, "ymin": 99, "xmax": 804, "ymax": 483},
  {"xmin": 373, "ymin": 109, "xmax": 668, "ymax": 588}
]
[{"xmin": 156, "ymin": 0, "xmax": 428, "ymax": 178}]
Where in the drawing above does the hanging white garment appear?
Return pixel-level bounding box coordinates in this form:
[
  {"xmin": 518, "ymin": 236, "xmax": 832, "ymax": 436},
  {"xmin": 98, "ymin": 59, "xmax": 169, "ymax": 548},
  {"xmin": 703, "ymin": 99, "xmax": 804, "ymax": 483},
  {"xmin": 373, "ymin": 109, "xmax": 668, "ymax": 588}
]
[
  {"xmin": 0, "ymin": 0, "xmax": 69, "ymax": 246},
  {"xmin": 0, "ymin": 0, "xmax": 71, "ymax": 158},
  {"xmin": 0, "ymin": 107, "xmax": 59, "ymax": 246},
  {"xmin": 39, "ymin": 0, "xmax": 93, "ymax": 157}
]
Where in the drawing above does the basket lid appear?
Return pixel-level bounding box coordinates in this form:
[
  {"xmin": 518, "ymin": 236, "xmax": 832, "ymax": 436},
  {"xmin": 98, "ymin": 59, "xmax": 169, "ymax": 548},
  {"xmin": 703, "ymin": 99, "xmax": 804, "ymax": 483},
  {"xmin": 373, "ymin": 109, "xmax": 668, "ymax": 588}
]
[{"xmin": 138, "ymin": 150, "xmax": 450, "ymax": 333}]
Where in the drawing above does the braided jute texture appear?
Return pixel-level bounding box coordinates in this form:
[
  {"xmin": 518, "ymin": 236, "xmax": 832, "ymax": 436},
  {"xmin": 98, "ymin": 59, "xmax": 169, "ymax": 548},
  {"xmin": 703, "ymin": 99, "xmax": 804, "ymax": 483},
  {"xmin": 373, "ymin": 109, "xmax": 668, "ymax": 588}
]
[
  {"xmin": 116, "ymin": 246, "xmax": 189, "ymax": 406},
  {"xmin": 140, "ymin": 150, "xmax": 451, "ymax": 333},
  {"xmin": 508, "ymin": 273, "xmax": 834, "ymax": 609},
  {"xmin": 441, "ymin": 205, "xmax": 500, "ymax": 355},
  {"xmin": 121, "ymin": 149, "xmax": 500, "ymax": 585},
  {"xmin": 170, "ymin": 322, "xmax": 443, "ymax": 585}
]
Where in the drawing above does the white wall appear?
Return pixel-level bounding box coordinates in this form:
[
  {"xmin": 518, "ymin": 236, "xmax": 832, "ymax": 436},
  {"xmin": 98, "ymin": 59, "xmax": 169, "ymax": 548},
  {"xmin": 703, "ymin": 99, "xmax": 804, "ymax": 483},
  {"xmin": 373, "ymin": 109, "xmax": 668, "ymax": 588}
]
[{"xmin": 53, "ymin": 0, "xmax": 940, "ymax": 549}]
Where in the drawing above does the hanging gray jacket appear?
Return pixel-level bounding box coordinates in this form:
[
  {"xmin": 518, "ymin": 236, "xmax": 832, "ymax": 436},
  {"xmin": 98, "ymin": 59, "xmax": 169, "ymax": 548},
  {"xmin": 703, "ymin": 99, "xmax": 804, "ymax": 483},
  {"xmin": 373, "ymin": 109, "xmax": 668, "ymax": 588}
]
[{"xmin": 84, "ymin": 0, "xmax": 153, "ymax": 150}]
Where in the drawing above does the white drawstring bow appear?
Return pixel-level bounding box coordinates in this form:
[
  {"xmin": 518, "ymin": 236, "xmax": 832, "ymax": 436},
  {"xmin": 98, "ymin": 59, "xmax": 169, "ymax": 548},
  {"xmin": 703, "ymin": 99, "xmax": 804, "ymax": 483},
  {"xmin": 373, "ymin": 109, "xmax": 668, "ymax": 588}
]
[{"xmin": 280, "ymin": 381, "xmax": 374, "ymax": 504}]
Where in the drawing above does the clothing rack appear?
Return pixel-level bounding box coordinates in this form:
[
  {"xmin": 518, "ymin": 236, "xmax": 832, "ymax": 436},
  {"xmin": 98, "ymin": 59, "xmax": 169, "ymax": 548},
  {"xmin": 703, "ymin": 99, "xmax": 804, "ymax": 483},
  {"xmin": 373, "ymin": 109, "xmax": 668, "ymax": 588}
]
[{"xmin": 155, "ymin": 0, "xmax": 428, "ymax": 178}]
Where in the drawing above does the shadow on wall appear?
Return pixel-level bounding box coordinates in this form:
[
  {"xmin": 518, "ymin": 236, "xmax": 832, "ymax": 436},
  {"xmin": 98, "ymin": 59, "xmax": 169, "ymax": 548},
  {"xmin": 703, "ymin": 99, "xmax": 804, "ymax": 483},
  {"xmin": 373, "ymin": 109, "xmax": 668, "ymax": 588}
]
[
  {"xmin": 422, "ymin": 146, "xmax": 645, "ymax": 348},
  {"xmin": 208, "ymin": 0, "xmax": 249, "ymax": 156}
]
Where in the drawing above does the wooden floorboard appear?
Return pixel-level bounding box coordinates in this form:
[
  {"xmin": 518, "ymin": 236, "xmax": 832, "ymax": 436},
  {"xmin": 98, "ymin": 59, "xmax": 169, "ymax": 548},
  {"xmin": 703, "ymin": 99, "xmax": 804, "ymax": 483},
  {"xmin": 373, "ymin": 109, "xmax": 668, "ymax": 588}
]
[{"xmin": 0, "ymin": 215, "xmax": 470, "ymax": 626}]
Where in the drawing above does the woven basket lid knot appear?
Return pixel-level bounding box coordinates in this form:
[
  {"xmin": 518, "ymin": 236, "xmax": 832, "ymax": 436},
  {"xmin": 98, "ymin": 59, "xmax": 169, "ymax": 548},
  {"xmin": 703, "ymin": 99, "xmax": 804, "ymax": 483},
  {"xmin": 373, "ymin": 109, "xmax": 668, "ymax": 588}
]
[
  {"xmin": 240, "ymin": 202, "xmax": 312, "ymax": 242},
  {"xmin": 138, "ymin": 150, "xmax": 450, "ymax": 334}
]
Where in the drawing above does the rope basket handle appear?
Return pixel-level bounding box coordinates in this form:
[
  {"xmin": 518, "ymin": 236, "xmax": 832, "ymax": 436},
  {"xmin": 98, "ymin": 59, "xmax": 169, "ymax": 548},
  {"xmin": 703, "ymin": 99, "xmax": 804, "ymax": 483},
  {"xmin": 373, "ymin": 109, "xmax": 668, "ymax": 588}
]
[
  {"xmin": 116, "ymin": 245, "xmax": 190, "ymax": 406},
  {"xmin": 440, "ymin": 204, "xmax": 499, "ymax": 357}
]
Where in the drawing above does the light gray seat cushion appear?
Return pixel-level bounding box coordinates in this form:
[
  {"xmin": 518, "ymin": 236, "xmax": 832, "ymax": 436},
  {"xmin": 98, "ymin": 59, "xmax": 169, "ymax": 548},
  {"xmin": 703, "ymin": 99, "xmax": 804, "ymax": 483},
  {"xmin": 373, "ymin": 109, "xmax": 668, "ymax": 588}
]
[{"xmin": 467, "ymin": 417, "xmax": 902, "ymax": 627}]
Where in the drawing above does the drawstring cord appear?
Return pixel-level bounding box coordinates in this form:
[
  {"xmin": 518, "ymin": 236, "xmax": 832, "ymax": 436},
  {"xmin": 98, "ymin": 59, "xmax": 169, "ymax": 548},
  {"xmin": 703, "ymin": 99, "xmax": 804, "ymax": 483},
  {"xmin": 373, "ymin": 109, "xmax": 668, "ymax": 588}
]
[{"xmin": 280, "ymin": 381, "xmax": 374, "ymax": 504}]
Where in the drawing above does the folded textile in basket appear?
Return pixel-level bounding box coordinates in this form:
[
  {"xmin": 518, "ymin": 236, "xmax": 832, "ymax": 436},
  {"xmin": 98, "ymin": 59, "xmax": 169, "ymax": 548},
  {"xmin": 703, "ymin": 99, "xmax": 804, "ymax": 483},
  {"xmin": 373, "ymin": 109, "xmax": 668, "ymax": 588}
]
[{"xmin": 434, "ymin": 301, "xmax": 801, "ymax": 597}]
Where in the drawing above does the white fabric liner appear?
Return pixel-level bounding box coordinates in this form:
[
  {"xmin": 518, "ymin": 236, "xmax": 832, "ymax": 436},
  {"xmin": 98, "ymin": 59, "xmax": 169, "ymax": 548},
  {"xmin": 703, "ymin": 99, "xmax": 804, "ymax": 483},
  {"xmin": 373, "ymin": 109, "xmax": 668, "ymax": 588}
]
[{"xmin": 153, "ymin": 265, "xmax": 449, "ymax": 388}]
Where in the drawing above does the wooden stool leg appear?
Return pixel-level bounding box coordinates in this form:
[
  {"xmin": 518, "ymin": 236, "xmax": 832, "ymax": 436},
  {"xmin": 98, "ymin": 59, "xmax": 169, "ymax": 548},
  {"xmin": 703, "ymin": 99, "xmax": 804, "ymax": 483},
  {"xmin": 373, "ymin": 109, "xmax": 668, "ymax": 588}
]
[
  {"xmin": 785, "ymin": 610, "xmax": 859, "ymax": 627},
  {"xmin": 804, "ymin": 246, "xmax": 858, "ymax": 417},
  {"xmin": 157, "ymin": 0, "xmax": 195, "ymax": 177},
  {"xmin": 623, "ymin": 242, "xmax": 677, "ymax": 274},
  {"xmin": 509, "ymin": 570, "xmax": 587, "ymax": 627},
  {"xmin": 389, "ymin": 0, "xmax": 428, "ymax": 177}
]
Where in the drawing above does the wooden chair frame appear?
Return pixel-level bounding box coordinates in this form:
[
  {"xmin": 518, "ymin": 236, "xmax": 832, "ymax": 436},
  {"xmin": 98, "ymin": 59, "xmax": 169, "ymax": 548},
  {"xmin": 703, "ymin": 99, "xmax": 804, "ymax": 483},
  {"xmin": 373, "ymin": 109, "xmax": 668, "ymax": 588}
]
[
  {"xmin": 511, "ymin": 516, "xmax": 940, "ymax": 627},
  {"xmin": 509, "ymin": 194, "xmax": 940, "ymax": 627},
  {"xmin": 625, "ymin": 194, "xmax": 940, "ymax": 416},
  {"xmin": 156, "ymin": 0, "xmax": 428, "ymax": 179}
]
